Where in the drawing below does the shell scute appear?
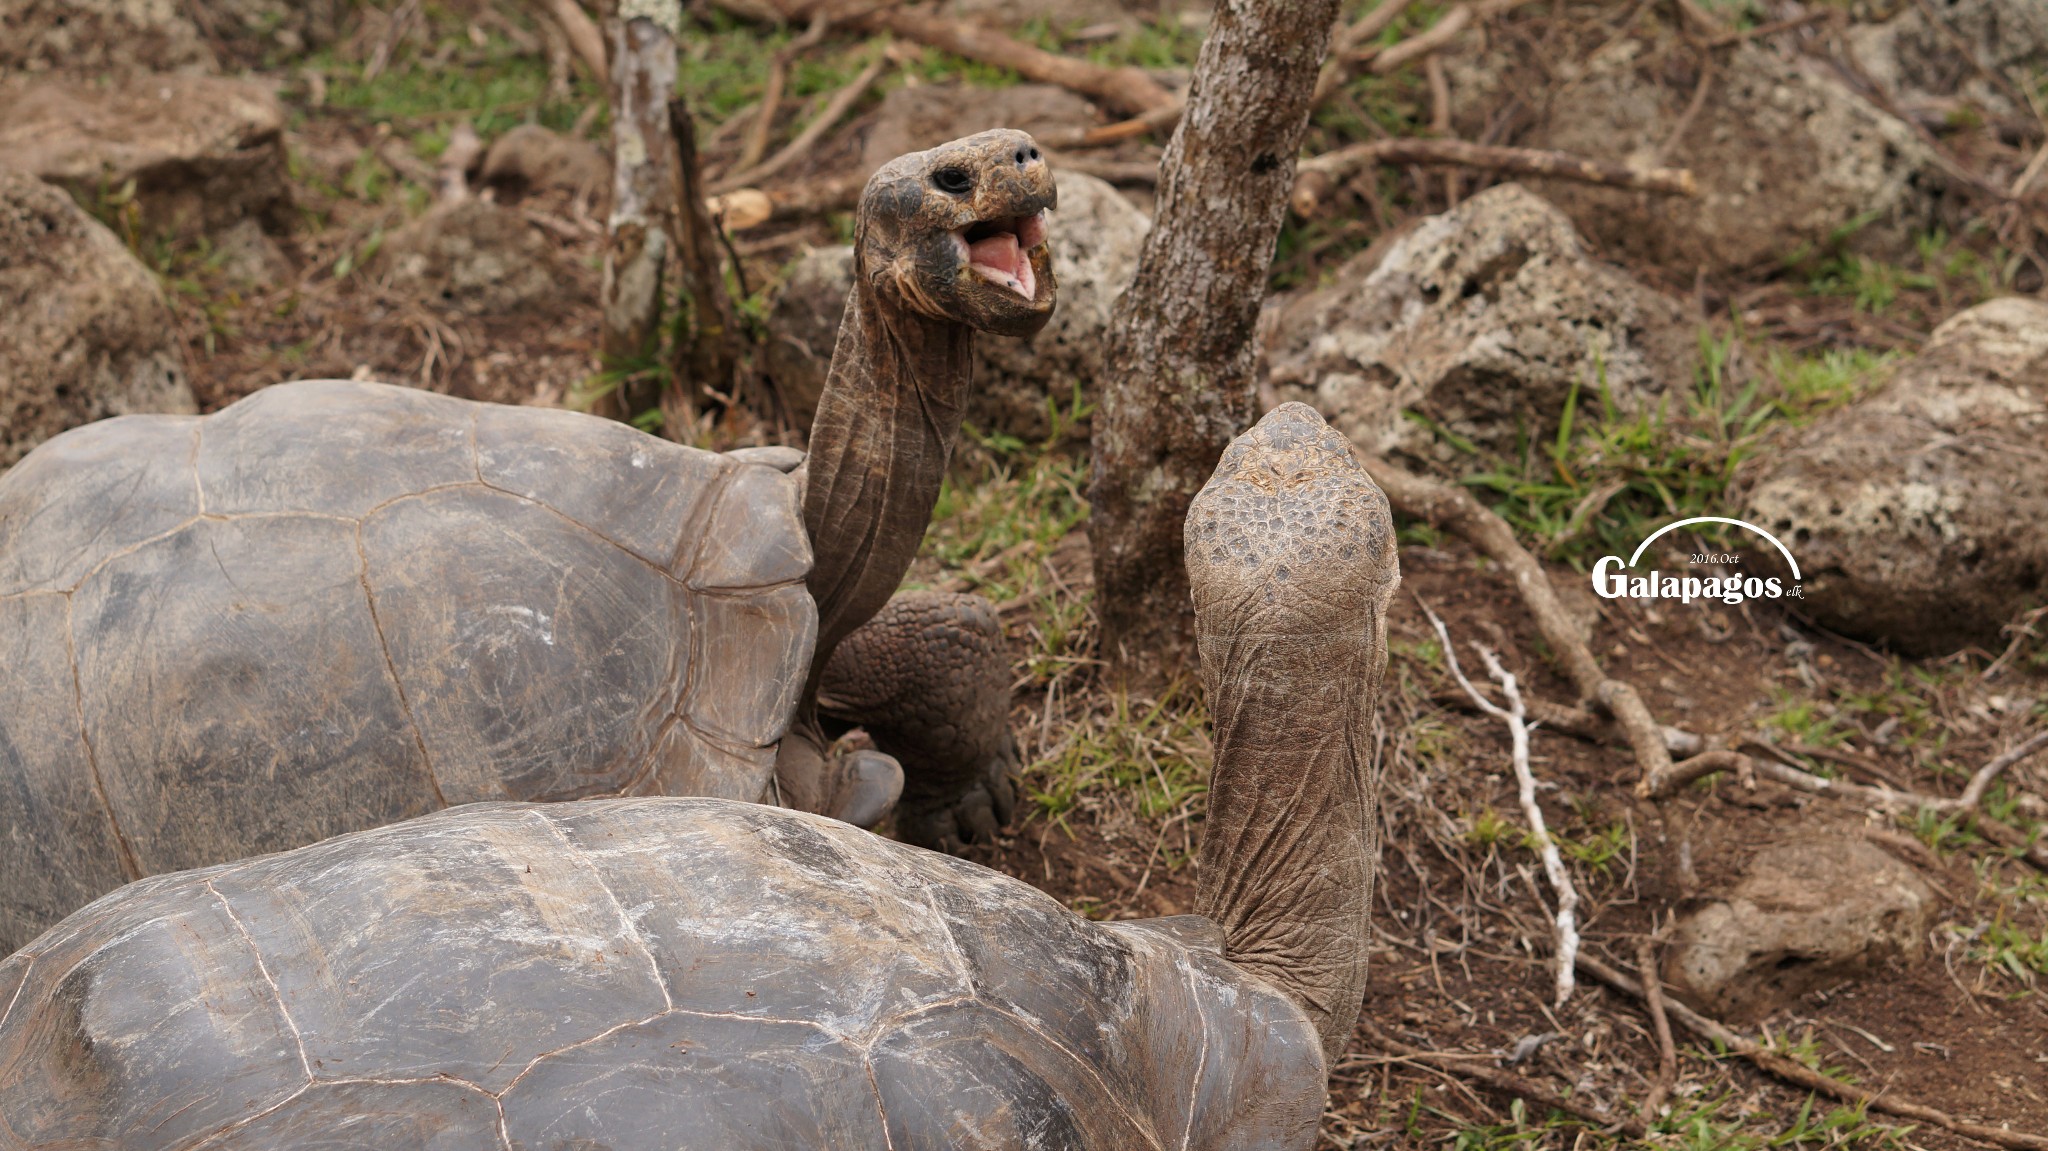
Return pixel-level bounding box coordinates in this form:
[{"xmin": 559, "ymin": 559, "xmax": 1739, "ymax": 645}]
[
  {"xmin": 540, "ymin": 800, "xmax": 969, "ymax": 1040},
  {"xmin": 361, "ymin": 486, "xmax": 684, "ymax": 804},
  {"xmin": 499, "ymin": 1012, "xmax": 887, "ymax": 1151},
  {"xmin": 0, "ymin": 870, "xmax": 303, "ymax": 1149},
  {"xmin": 201, "ymin": 804, "xmax": 671, "ymax": 1094},
  {"xmin": 73, "ymin": 514, "xmax": 435, "ymax": 876},
  {"xmin": 475, "ymin": 404, "xmax": 731, "ymax": 572},
  {"xmin": 0, "ymin": 413, "xmax": 199, "ymax": 596},
  {"xmin": 194, "ymin": 381, "xmax": 476, "ymax": 518},
  {"xmin": 0, "ymin": 592, "xmax": 127, "ymax": 949}
]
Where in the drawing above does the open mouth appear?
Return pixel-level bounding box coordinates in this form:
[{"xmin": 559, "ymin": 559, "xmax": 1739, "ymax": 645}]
[{"xmin": 960, "ymin": 212, "xmax": 1048, "ymax": 302}]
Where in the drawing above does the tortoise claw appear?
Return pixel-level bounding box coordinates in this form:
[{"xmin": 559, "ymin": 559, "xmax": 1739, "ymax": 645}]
[{"xmin": 827, "ymin": 748, "xmax": 903, "ymax": 830}]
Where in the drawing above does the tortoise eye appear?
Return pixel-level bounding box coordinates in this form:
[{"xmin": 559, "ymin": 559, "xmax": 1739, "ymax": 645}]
[{"xmin": 931, "ymin": 167, "xmax": 973, "ymax": 195}]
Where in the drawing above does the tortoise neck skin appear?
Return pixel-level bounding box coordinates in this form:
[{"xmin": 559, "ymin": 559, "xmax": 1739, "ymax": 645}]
[
  {"xmin": 801, "ymin": 130, "xmax": 1056, "ymax": 680},
  {"xmin": 1185, "ymin": 403, "xmax": 1399, "ymax": 1067}
]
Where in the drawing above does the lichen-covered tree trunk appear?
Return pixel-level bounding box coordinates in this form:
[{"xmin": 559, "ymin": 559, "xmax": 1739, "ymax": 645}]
[
  {"xmin": 1087, "ymin": 0, "xmax": 1343, "ymax": 668},
  {"xmin": 597, "ymin": 2, "xmax": 682, "ymax": 423}
]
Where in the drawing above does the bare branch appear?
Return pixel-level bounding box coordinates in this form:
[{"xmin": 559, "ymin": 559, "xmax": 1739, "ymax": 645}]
[
  {"xmin": 1635, "ymin": 933, "xmax": 1677, "ymax": 1120},
  {"xmin": 532, "ymin": 0, "xmax": 609, "ymax": 87},
  {"xmin": 714, "ymin": 51, "xmax": 890, "ymax": 192},
  {"xmin": 1419, "ymin": 599, "xmax": 1577, "ymax": 1006},
  {"xmin": 1293, "ymin": 138, "xmax": 1697, "ymax": 215},
  {"xmin": 1352, "ymin": 1017, "xmax": 1646, "ymax": 1138},
  {"xmin": 737, "ymin": 10, "xmax": 830, "ymax": 174},
  {"xmin": 1359, "ymin": 455, "xmax": 1676, "ymax": 787},
  {"xmin": 1577, "ymin": 950, "xmax": 2048, "ymax": 1151}
]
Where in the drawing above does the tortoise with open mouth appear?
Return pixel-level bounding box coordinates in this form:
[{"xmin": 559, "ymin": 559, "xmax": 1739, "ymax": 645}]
[
  {"xmin": 0, "ymin": 130, "xmax": 1057, "ymax": 954},
  {"xmin": 0, "ymin": 404, "xmax": 1398, "ymax": 1151}
]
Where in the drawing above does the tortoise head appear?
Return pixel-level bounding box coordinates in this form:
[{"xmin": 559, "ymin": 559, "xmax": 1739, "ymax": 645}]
[
  {"xmin": 1185, "ymin": 402, "xmax": 1399, "ymax": 1067},
  {"xmin": 855, "ymin": 129, "xmax": 1057, "ymax": 339}
]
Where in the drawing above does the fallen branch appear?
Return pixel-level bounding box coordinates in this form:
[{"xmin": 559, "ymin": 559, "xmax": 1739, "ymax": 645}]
[
  {"xmin": 1310, "ymin": 0, "xmax": 1420, "ymax": 107},
  {"xmin": 531, "ymin": 0, "xmax": 608, "ymax": 87},
  {"xmin": 713, "ymin": 50, "xmax": 890, "ymax": 192},
  {"xmin": 1738, "ymin": 739, "xmax": 2048, "ymax": 870},
  {"xmin": 1352, "ymin": 1017, "xmax": 1646, "ymax": 1137},
  {"xmin": 1313, "ymin": 0, "xmax": 1537, "ymax": 109},
  {"xmin": 1636, "ymin": 748, "xmax": 1751, "ymax": 800},
  {"xmin": 854, "ymin": 5, "xmax": 1175, "ymax": 118},
  {"xmin": 1635, "ymin": 933, "xmax": 1677, "ymax": 1120},
  {"xmin": 1421, "ymin": 600, "xmax": 1578, "ymax": 1007},
  {"xmin": 708, "ymin": 171, "xmax": 864, "ymax": 231},
  {"xmin": 1293, "ymin": 138, "xmax": 1697, "ymax": 215},
  {"xmin": 1430, "ymin": 688, "xmax": 1704, "ymax": 756},
  {"xmin": 1957, "ymin": 729, "xmax": 2048, "ymax": 811},
  {"xmin": 736, "ymin": 11, "xmax": 831, "ymax": 174},
  {"xmin": 1576, "ymin": 951, "xmax": 2048, "ymax": 1151},
  {"xmin": 1359, "ymin": 455, "xmax": 1676, "ymax": 787}
]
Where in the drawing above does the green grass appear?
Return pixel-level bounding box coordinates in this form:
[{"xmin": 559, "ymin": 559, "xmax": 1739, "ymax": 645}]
[
  {"xmin": 305, "ymin": 9, "xmax": 603, "ymax": 146},
  {"xmin": 1445, "ymin": 327, "xmax": 1894, "ymax": 569}
]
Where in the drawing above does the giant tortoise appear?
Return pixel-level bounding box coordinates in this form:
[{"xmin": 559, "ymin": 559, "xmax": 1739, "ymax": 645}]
[
  {"xmin": 0, "ymin": 403, "xmax": 1397, "ymax": 1150},
  {"xmin": 0, "ymin": 129, "xmax": 1058, "ymax": 954}
]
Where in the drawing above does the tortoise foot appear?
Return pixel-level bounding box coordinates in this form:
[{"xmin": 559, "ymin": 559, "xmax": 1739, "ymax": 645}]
[{"xmin": 896, "ymin": 733, "xmax": 1018, "ymax": 852}]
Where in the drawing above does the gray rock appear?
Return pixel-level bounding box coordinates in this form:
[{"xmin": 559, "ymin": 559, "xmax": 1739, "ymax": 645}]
[
  {"xmin": 1849, "ymin": 0, "xmax": 2048, "ymax": 123},
  {"xmin": 0, "ymin": 168, "xmax": 195, "ymax": 468},
  {"xmin": 0, "ymin": 0, "xmax": 216, "ymax": 76},
  {"xmin": 764, "ymin": 245, "xmax": 856, "ymax": 428},
  {"xmin": 1742, "ymin": 297, "xmax": 2048, "ymax": 655},
  {"xmin": 765, "ymin": 171, "xmax": 1149, "ymax": 443},
  {"xmin": 1666, "ymin": 836, "xmax": 1935, "ymax": 1022},
  {"xmin": 0, "ymin": 74, "xmax": 289, "ymax": 239},
  {"xmin": 1450, "ymin": 34, "xmax": 1936, "ymax": 274},
  {"xmin": 1264, "ymin": 183, "xmax": 1693, "ymax": 472},
  {"xmin": 377, "ymin": 200, "xmax": 573, "ymax": 316}
]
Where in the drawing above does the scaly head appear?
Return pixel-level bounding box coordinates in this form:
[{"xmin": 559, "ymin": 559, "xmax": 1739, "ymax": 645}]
[
  {"xmin": 856, "ymin": 129, "xmax": 1057, "ymax": 338},
  {"xmin": 1187, "ymin": 402, "xmax": 1400, "ymax": 1066}
]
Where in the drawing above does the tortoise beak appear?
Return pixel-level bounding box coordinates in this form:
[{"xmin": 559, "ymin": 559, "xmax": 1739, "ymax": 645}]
[{"xmin": 957, "ymin": 211, "xmax": 1049, "ymax": 302}]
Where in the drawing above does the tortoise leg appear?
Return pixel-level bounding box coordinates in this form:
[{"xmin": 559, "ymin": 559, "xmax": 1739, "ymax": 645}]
[
  {"xmin": 816, "ymin": 590, "xmax": 1018, "ymax": 852},
  {"xmin": 771, "ymin": 721, "xmax": 903, "ymax": 829}
]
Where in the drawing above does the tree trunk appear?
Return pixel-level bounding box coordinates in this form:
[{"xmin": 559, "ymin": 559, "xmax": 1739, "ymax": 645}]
[
  {"xmin": 596, "ymin": 6, "xmax": 681, "ymax": 425},
  {"xmin": 1086, "ymin": 0, "xmax": 1344, "ymax": 669},
  {"xmin": 661, "ymin": 95, "xmax": 745, "ymax": 434}
]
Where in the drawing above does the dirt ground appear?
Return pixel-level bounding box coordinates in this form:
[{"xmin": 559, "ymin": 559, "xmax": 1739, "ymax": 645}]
[{"xmin": 17, "ymin": 0, "xmax": 2048, "ymax": 1145}]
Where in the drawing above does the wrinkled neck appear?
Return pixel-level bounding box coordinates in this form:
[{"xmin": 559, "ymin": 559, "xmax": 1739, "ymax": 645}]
[
  {"xmin": 801, "ymin": 273, "xmax": 974, "ymax": 685},
  {"xmin": 1194, "ymin": 626, "xmax": 1384, "ymax": 1066}
]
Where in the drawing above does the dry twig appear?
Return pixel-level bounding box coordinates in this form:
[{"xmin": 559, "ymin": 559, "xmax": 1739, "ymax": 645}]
[
  {"xmin": 1577, "ymin": 951, "xmax": 2048, "ymax": 1151},
  {"xmin": 1421, "ymin": 600, "xmax": 1578, "ymax": 1007},
  {"xmin": 737, "ymin": 11, "xmax": 831, "ymax": 174},
  {"xmin": 1635, "ymin": 932, "xmax": 1677, "ymax": 1119},
  {"xmin": 531, "ymin": 0, "xmax": 608, "ymax": 87},
  {"xmin": 1353, "ymin": 1017, "xmax": 1647, "ymax": 1137},
  {"xmin": 1359, "ymin": 456, "xmax": 1676, "ymax": 786},
  {"xmin": 1293, "ymin": 138, "xmax": 1697, "ymax": 215},
  {"xmin": 714, "ymin": 50, "xmax": 891, "ymax": 192}
]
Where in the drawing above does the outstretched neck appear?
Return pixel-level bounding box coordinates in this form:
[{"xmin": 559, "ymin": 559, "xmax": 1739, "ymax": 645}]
[
  {"xmin": 1194, "ymin": 626, "xmax": 1384, "ymax": 1065},
  {"xmin": 801, "ymin": 270, "xmax": 974, "ymax": 678}
]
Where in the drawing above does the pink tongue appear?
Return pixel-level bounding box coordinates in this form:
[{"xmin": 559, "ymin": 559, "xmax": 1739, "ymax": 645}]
[{"xmin": 968, "ymin": 232, "xmax": 1022, "ymax": 278}]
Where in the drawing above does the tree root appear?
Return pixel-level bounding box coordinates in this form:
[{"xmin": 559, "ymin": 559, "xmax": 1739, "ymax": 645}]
[{"xmin": 1576, "ymin": 951, "xmax": 2048, "ymax": 1151}]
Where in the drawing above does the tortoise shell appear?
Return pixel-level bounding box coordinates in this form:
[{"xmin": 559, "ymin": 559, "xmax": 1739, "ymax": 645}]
[
  {"xmin": 0, "ymin": 797, "xmax": 1324, "ymax": 1150},
  {"xmin": 0, "ymin": 380, "xmax": 813, "ymax": 954}
]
